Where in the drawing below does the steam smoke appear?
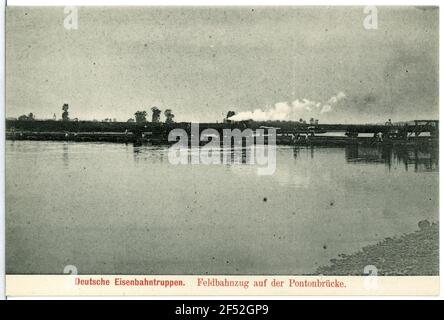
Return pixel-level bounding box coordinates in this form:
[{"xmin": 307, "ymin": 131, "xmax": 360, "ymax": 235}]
[{"xmin": 229, "ymin": 92, "xmax": 346, "ymax": 121}]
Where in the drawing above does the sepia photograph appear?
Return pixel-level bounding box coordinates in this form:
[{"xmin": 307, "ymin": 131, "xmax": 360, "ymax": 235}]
[{"xmin": 5, "ymin": 5, "xmax": 439, "ymax": 281}]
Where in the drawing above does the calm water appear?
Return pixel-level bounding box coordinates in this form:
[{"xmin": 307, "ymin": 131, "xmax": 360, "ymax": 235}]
[{"xmin": 6, "ymin": 140, "xmax": 439, "ymax": 274}]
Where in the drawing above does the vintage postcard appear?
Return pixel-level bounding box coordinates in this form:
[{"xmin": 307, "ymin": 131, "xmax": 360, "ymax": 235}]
[{"xmin": 4, "ymin": 5, "xmax": 439, "ymax": 296}]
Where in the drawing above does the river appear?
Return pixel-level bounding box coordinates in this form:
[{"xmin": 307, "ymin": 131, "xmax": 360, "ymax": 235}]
[{"xmin": 6, "ymin": 140, "xmax": 438, "ymax": 274}]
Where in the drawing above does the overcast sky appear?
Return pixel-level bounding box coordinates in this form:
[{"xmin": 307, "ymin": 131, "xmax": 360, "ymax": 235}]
[{"xmin": 6, "ymin": 6, "xmax": 438, "ymax": 123}]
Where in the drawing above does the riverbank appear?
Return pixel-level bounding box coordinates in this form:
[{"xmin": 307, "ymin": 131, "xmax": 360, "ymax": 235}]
[
  {"xmin": 6, "ymin": 119, "xmax": 439, "ymax": 147},
  {"xmin": 5, "ymin": 131, "xmax": 438, "ymax": 147},
  {"xmin": 316, "ymin": 221, "xmax": 439, "ymax": 275}
]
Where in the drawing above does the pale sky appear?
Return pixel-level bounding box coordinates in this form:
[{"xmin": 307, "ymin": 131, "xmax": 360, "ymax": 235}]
[{"xmin": 6, "ymin": 6, "xmax": 439, "ymax": 123}]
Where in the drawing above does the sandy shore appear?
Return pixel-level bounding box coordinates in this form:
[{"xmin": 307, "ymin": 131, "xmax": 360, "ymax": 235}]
[{"xmin": 316, "ymin": 221, "xmax": 439, "ymax": 276}]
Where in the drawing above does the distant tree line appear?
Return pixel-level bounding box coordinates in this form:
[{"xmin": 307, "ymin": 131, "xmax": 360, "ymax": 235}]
[
  {"xmin": 16, "ymin": 103, "xmax": 177, "ymax": 124},
  {"xmin": 130, "ymin": 107, "xmax": 175, "ymax": 124},
  {"xmin": 16, "ymin": 105, "xmax": 320, "ymax": 125}
]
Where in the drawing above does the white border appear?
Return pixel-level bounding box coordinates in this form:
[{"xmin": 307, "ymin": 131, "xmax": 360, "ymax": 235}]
[
  {"xmin": 1, "ymin": 0, "xmax": 442, "ymax": 301},
  {"xmin": 1, "ymin": 0, "xmax": 6, "ymax": 302}
]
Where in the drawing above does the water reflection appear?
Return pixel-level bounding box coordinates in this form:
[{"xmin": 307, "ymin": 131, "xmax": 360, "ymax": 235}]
[
  {"xmin": 132, "ymin": 145, "xmax": 167, "ymax": 164},
  {"xmin": 132, "ymin": 144, "xmax": 262, "ymax": 166},
  {"xmin": 6, "ymin": 140, "xmax": 439, "ymax": 274},
  {"xmin": 62, "ymin": 142, "xmax": 69, "ymax": 168},
  {"xmin": 131, "ymin": 143, "xmax": 439, "ymax": 173},
  {"xmin": 291, "ymin": 144, "xmax": 438, "ymax": 172},
  {"xmin": 344, "ymin": 145, "xmax": 438, "ymax": 172}
]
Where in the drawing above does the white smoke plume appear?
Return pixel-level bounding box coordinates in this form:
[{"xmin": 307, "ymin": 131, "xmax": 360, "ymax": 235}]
[{"xmin": 229, "ymin": 91, "xmax": 346, "ymax": 121}]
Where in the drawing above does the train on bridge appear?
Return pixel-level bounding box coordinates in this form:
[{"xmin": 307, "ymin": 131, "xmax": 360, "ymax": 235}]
[{"xmin": 5, "ymin": 119, "xmax": 439, "ymax": 146}]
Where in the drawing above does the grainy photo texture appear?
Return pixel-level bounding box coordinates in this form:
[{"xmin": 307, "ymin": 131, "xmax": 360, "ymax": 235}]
[{"xmin": 5, "ymin": 6, "xmax": 439, "ymax": 276}]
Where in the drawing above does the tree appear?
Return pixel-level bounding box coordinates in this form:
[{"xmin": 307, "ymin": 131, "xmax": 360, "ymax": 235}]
[
  {"xmin": 226, "ymin": 111, "xmax": 236, "ymax": 119},
  {"xmin": 18, "ymin": 113, "xmax": 35, "ymax": 121},
  {"xmin": 127, "ymin": 118, "xmax": 135, "ymax": 122},
  {"xmin": 62, "ymin": 103, "xmax": 69, "ymax": 121},
  {"xmin": 134, "ymin": 111, "xmax": 147, "ymax": 123},
  {"xmin": 164, "ymin": 109, "xmax": 175, "ymax": 123},
  {"xmin": 151, "ymin": 107, "xmax": 161, "ymax": 123}
]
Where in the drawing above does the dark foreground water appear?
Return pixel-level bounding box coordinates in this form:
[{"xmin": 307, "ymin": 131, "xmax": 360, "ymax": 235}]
[{"xmin": 6, "ymin": 140, "xmax": 439, "ymax": 274}]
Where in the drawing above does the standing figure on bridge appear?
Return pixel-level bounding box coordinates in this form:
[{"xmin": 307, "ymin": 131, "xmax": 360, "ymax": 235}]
[{"xmin": 377, "ymin": 132, "xmax": 383, "ymax": 142}]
